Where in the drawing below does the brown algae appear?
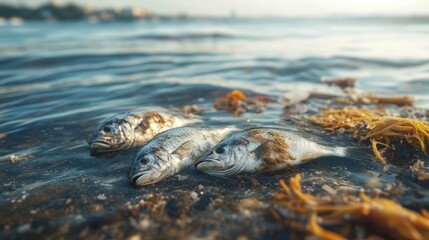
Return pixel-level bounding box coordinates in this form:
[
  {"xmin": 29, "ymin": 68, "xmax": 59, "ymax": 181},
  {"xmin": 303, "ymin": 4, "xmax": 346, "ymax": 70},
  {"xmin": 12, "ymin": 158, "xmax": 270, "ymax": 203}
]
[
  {"xmin": 310, "ymin": 108, "xmax": 429, "ymax": 164},
  {"xmin": 275, "ymin": 174, "xmax": 429, "ymax": 240},
  {"xmin": 213, "ymin": 90, "xmax": 275, "ymax": 116},
  {"xmin": 214, "ymin": 90, "xmax": 254, "ymax": 116}
]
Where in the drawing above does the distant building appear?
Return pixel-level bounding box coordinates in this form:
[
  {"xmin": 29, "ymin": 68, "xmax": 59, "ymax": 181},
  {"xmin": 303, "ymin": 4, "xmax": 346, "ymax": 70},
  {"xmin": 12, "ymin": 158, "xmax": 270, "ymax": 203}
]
[
  {"xmin": 10, "ymin": 16, "xmax": 24, "ymax": 25},
  {"xmin": 132, "ymin": 7, "xmax": 145, "ymax": 18},
  {"xmin": 50, "ymin": 0, "xmax": 61, "ymax": 6},
  {"xmin": 0, "ymin": 2, "xmax": 155, "ymax": 22},
  {"xmin": 84, "ymin": 4, "xmax": 95, "ymax": 14},
  {"xmin": 99, "ymin": 10, "xmax": 114, "ymax": 22}
]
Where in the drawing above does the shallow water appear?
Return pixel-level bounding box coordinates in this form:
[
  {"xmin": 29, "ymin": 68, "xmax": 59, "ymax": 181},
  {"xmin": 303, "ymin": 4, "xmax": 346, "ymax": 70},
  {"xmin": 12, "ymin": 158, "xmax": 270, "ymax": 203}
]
[{"xmin": 1, "ymin": 17, "xmax": 429, "ymax": 239}]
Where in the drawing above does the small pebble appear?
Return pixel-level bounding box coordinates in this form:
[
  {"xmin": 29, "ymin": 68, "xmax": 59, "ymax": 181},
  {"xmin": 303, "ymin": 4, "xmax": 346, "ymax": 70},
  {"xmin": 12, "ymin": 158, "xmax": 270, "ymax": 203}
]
[
  {"xmin": 127, "ymin": 234, "xmax": 141, "ymax": 240},
  {"xmin": 97, "ymin": 194, "xmax": 107, "ymax": 200},
  {"xmin": 190, "ymin": 191, "xmax": 199, "ymax": 202},
  {"xmin": 139, "ymin": 218, "xmax": 150, "ymax": 230},
  {"xmin": 17, "ymin": 223, "xmax": 31, "ymax": 233},
  {"xmin": 237, "ymin": 236, "xmax": 249, "ymax": 240},
  {"xmin": 237, "ymin": 198, "xmax": 262, "ymax": 212},
  {"xmin": 65, "ymin": 198, "xmax": 73, "ymax": 205},
  {"xmin": 175, "ymin": 175, "xmax": 188, "ymax": 181},
  {"xmin": 89, "ymin": 204, "xmax": 104, "ymax": 212},
  {"xmin": 366, "ymin": 178, "xmax": 382, "ymax": 188},
  {"xmin": 322, "ymin": 184, "xmax": 337, "ymax": 195}
]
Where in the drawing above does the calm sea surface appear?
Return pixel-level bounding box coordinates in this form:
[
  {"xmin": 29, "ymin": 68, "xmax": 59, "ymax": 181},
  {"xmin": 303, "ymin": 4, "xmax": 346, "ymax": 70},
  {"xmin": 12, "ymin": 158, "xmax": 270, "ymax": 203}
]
[{"xmin": 1, "ymin": 17, "xmax": 429, "ymax": 238}]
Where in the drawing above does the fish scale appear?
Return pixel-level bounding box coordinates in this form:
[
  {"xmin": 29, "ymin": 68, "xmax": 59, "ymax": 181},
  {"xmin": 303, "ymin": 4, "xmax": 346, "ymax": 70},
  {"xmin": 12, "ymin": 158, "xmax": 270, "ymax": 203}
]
[
  {"xmin": 88, "ymin": 111, "xmax": 200, "ymax": 155},
  {"xmin": 129, "ymin": 126, "xmax": 237, "ymax": 186},
  {"xmin": 154, "ymin": 127, "xmax": 199, "ymax": 152},
  {"xmin": 196, "ymin": 127, "xmax": 369, "ymax": 176}
]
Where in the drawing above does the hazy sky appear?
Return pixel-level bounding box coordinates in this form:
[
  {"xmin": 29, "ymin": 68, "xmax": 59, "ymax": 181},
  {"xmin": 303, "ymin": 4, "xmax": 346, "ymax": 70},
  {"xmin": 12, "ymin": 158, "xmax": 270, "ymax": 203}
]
[{"xmin": 3, "ymin": 0, "xmax": 429, "ymax": 17}]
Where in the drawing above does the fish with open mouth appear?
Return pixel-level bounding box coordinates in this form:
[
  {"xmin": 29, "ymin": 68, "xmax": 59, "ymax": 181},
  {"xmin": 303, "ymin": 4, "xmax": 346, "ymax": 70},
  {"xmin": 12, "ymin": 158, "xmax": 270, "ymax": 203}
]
[
  {"xmin": 129, "ymin": 126, "xmax": 236, "ymax": 186},
  {"xmin": 88, "ymin": 111, "xmax": 199, "ymax": 155},
  {"xmin": 195, "ymin": 127, "xmax": 368, "ymax": 177}
]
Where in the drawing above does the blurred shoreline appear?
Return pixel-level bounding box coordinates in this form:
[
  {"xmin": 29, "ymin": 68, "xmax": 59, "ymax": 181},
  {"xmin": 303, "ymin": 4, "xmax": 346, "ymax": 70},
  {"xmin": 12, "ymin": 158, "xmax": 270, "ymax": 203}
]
[
  {"xmin": 0, "ymin": 2, "xmax": 179, "ymax": 24},
  {"xmin": 1, "ymin": 2, "xmax": 429, "ymax": 25}
]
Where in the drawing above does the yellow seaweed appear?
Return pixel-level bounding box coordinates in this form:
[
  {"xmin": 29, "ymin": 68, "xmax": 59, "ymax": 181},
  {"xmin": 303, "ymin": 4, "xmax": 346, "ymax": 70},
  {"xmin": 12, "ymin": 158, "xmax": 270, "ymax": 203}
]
[
  {"xmin": 310, "ymin": 108, "xmax": 429, "ymax": 164},
  {"xmin": 276, "ymin": 174, "xmax": 429, "ymax": 240}
]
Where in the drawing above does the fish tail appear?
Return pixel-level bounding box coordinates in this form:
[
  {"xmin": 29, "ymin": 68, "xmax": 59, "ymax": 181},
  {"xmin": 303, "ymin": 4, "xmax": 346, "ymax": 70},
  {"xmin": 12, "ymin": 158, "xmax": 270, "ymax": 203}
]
[{"xmin": 342, "ymin": 146, "xmax": 372, "ymax": 161}]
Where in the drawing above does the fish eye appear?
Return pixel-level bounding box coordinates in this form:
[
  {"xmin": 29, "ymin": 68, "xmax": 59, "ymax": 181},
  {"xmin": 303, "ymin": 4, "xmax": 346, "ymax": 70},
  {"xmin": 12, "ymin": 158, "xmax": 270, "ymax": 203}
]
[
  {"xmin": 215, "ymin": 146, "xmax": 225, "ymax": 154},
  {"xmin": 103, "ymin": 126, "xmax": 112, "ymax": 133},
  {"xmin": 139, "ymin": 158, "xmax": 149, "ymax": 165}
]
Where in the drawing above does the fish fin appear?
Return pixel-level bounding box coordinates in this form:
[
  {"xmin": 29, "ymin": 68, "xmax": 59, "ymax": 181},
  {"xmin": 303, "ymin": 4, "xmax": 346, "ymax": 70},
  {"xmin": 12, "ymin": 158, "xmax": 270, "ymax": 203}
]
[
  {"xmin": 172, "ymin": 140, "xmax": 196, "ymax": 159},
  {"xmin": 252, "ymin": 141, "xmax": 272, "ymax": 160},
  {"xmin": 343, "ymin": 146, "xmax": 373, "ymax": 161}
]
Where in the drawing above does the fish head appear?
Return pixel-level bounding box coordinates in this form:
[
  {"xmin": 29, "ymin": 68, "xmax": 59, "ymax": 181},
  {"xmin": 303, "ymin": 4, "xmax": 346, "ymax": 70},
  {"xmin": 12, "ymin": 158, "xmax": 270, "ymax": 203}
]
[
  {"xmin": 129, "ymin": 147, "xmax": 174, "ymax": 186},
  {"xmin": 88, "ymin": 118, "xmax": 134, "ymax": 155},
  {"xmin": 196, "ymin": 133, "xmax": 251, "ymax": 176}
]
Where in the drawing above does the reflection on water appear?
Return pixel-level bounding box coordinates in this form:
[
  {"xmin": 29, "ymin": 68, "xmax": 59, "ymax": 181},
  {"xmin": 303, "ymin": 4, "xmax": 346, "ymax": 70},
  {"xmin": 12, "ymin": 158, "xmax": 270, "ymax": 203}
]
[{"xmin": 0, "ymin": 17, "xmax": 429, "ymax": 238}]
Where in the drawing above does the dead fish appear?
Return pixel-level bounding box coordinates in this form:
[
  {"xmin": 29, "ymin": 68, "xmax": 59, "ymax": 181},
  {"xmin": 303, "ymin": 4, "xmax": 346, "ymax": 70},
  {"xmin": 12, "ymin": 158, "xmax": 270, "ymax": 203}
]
[
  {"xmin": 196, "ymin": 127, "xmax": 368, "ymax": 177},
  {"xmin": 129, "ymin": 126, "xmax": 236, "ymax": 186},
  {"xmin": 88, "ymin": 111, "xmax": 199, "ymax": 155}
]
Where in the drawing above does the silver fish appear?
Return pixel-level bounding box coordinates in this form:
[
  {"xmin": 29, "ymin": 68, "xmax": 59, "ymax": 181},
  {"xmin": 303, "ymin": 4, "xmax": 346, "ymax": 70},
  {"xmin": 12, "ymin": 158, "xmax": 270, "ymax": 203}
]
[
  {"xmin": 196, "ymin": 127, "xmax": 366, "ymax": 177},
  {"xmin": 89, "ymin": 111, "xmax": 199, "ymax": 155},
  {"xmin": 129, "ymin": 126, "xmax": 236, "ymax": 186}
]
